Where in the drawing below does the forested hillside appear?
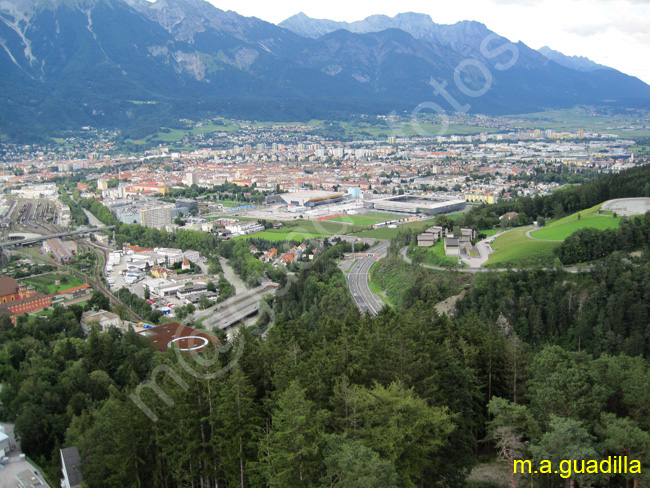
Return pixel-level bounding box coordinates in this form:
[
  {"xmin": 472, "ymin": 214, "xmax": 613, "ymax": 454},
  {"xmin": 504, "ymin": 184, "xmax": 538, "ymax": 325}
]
[
  {"xmin": 2, "ymin": 232, "xmax": 650, "ymax": 487},
  {"xmin": 452, "ymin": 164, "xmax": 650, "ymax": 230}
]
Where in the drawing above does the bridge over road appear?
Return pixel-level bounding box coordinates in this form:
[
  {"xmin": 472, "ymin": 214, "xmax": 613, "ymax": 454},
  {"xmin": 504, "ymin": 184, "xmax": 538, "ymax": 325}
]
[
  {"xmin": 196, "ymin": 282, "xmax": 279, "ymax": 330},
  {"xmin": 0, "ymin": 226, "xmax": 115, "ymax": 248}
]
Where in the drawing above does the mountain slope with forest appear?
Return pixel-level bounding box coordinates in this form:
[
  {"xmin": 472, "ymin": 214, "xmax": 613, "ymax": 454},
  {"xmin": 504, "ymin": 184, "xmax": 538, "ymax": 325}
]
[{"xmin": 1, "ymin": 0, "xmax": 650, "ymax": 139}]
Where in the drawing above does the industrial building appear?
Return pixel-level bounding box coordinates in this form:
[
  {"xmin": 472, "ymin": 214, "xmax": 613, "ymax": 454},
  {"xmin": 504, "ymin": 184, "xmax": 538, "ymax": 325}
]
[
  {"xmin": 42, "ymin": 238, "xmax": 77, "ymax": 262},
  {"xmin": 280, "ymin": 190, "xmax": 346, "ymax": 208},
  {"xmin": 364, "ymin": 195, "xmax": 466, "ymax": 216},
  {"xmin": 11, "ymin": 183, "xmax": 58, "ymax": 200}
]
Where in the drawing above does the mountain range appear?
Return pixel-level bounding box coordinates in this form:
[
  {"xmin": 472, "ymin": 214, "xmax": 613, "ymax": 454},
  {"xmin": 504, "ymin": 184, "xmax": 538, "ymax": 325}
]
[{"xmin": 1, "ymin": 0, "xmax": 649, "ymax": 140}]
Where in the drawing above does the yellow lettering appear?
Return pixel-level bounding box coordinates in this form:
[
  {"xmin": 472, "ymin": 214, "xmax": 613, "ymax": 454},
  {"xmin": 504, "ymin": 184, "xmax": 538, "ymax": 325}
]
[
  {"xmin": 600, "ymin": 458, "xmax": 612, "ymax": 474},
  {"xmin": 514, "ymin": 460, "xmax": 531, "ymax": 474},
  {"xmin": 539, "ymin": 460, "xmax": 552, "ymax": 474},
  {"xmin": 630, "ymin": 461, "xmax": 641, "ymax": 474},
  {"xmin": 586, "ymin": 460, "xmax": 598, "ymax": 474},
  {"xmin": 559, "ymin": 460, "xmax": 572, "ymax": 479},
  {"xmin": 573, "ymin": 460, "xmax": 585, "ymax": 474}
]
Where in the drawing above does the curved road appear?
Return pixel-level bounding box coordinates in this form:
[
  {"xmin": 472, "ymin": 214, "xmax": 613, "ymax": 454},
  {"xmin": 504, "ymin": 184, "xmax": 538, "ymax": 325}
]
[
  {"xmin": 399, "ymin": 247, "xmax": 586, "ymax": 274},
  {"xmin": 346, "ymin": 241, "xmax": 389, "ymax": 315}
]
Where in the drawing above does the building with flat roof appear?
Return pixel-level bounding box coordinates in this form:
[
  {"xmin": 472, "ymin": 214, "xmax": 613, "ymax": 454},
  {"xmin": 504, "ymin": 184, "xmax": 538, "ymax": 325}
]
[
  {"xmin": 140, "ymin": 204, "xmax": 173, "ymax": 228},
  {"xmin": 60, "ymin": 446, "xmax": 83, "ymax": 488},
  {"xmin": 139, "ymin": 322, "xmax": 219, "ymax": 353},
  {"xmin": 80, "ymin": 310, "xmax": 123, "ymax": 334},
  {"xmin": 42, "ymin": 238, "xmax": 77, "ymax": 263},
  {"xmin": 365, "ymin": 195, "xmax": 466, "ymax": 216},
  {"xmin": 15, "ymin": 469, "xmax": 47, "ymax": 487},
  {"xmin": 280, "ymin": 190, "xmax": 345, "ymax": 208}
]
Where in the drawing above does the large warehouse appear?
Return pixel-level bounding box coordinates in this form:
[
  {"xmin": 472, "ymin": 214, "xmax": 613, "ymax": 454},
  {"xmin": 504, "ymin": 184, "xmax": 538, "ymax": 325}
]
[
  {"xmin": 280, "ymin": 191, "xmax": 346, "ymax": 208},
  {"xmin": 364, "ymin": 195, "xmax": 466, "ymax": 215}
]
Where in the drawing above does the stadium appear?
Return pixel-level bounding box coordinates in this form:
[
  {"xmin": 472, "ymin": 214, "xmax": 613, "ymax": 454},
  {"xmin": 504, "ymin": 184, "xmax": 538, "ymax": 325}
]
[
  {"xmin": 280, "ymin": 190, "xmax": 346, "ymax": 208},
  {"xmin": 364, "ymin": 195, "xmax": 466, "ymax": 215}
]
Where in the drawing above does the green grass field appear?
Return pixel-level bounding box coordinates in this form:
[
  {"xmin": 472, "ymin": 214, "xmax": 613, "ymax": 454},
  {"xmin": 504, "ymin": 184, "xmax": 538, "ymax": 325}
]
[
  {"xmin": 22, "ymin": 274, "xmax": 87, "ymax": 294},
  {"xmin": 231, "ymin": 219, "xmax": 364, "ymax": 241},
  {"xmin": 485, "ymin": 228, "xmax": 560, "ymax": 268},
  {"xmin": 362, "ymin": 211, "xmax": 410, "ymax": 220},
  {"xmin": 368, "ymin": 265, "xmax": 392, "ymax": 306},
  {"xmin": 530, "ymin": 204, "xmax": 621, "ymax": 240},
  {"xmin": 447, "ymin": 211, "xmax": 467, "ymax": 221},
  {"xmin": 234, "ymin": 231, "xmax": 324, "ymax": 242},
  {"xmin": 479, "ymin": 228, "xmax": 500, "ymax": 237},
  {"xmin": 505, "ymin": 107, "xmax": 650, "ymax": 138},
  {"xmin": 356, "ymin": 218, "xmax": 437, "ymax": 239},
  {"xmin": 326, "ymin": 215, "xmax": 379, "ymax": 226},
  {"xmin": 410, "ymin": 241, "xmax": 462, "ymax": 268},
  {"xmin": 128, "ymin": 121, "xmax": 239, "ymax": 144},
  {"xmin": 219, "ymin": 200, "xmax": 248, "ymax": 208},
  {"xmin": 631, "ymin": 145, "xmax": 650, "ymax": 156}
]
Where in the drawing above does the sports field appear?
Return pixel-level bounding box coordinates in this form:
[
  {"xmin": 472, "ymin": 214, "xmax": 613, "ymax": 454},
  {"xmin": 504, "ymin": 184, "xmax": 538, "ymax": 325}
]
[
  {"xmin": 362, "ymin": 212, "xmax": 408, "ymax": 220},
  {"xmin": 326, "ymin": 215, "xmax": 384, "ymax": 226}
]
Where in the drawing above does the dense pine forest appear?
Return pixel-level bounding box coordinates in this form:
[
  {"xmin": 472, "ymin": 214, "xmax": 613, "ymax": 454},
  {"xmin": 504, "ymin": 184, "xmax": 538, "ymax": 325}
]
[
  {"xmin": 4, "ymin": 167, "xmax": 650, "ymax": 487},
  {"xmin": 2, "ymin": 246, "xmax": 650, "ymax": 487}
]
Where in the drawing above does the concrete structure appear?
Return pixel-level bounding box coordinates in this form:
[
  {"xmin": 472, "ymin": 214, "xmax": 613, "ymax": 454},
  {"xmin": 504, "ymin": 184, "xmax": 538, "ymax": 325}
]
[
  {"xmin": 55, "ymin": 284, "xmax": 92, "ymax": 301},
  {"xmin": 42, "ymin": 238, "xmax": 77, "ymax": 263},
  {"xmin": 465, "ymin": 192, "xmax": 496, "ymax": 204},
  {"xmin": 417, "ymin": 226, "xmax": 449, "ymax": 246},
  {"xmin": 11, "ymin": 183, "xmax": 58, "ymax": 200},
  {"xmin": 140, "ymin": 204, "xmax": 173, "ymax": 228},
  {"xmin": 444, "ymin": 237, "xmax": 460, "ymax": 257},
  {"xmin": 80, "ymin": 310, "xmax": 123, "ymax": 334},
  {"xmin": 60, "ymin": 447, "xmax": 83, "ymax": 488},
  {"xmin": 347, "ymin": 187, "xmax": 361, "ymax": 198},
  {"xmin": 417, "ymin": 233, "xmax": 437, "ymax": 247},
  {"xmin": 365, "ymin": 195, "xmax": 466, "ymax": 216},
  {"xmin": 0, "ymin": 429, "xmax": 9, "ymax": 456},
  {"xmin": 15, "ymin": 469, "xmax": 47, "ymax": 487},
  {"xmin": 280, "ymin": 190, "xmax": 345, "ymax": 208},
  {"xmin": 139, "ymin": 323, "xmax": 219, "ymax": 353},
  {"xmin": 225, "ymin": 221, "xmax": 264, "ymax": 236}
]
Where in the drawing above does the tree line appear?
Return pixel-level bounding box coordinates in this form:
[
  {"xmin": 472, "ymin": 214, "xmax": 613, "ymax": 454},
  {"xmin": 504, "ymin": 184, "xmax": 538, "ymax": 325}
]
[
  {"xmin": 555, "ymin": 211, "xmax": 650, "ymax": 264},
  {"xmin": 2, "ymin": 246, "xmax": 650, "ymax": 486},
  {"xmin": 452, "ymin": 163, "xmax": 650, "ymax": 231}
]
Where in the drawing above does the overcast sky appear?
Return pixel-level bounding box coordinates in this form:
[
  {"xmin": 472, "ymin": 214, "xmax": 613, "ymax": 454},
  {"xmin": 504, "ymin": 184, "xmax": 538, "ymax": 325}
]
[{"xmin": 206, "ymin": 0, "xmax": 650, "ymax": 84}]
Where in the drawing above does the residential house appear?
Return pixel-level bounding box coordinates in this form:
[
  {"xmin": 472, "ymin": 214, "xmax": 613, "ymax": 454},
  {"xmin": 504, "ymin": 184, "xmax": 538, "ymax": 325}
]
[
  {"xmin": 417, "ymin": 233, "xmax": 437, "ymax": 247},
  {"xmin": 444, "ymin": 237, "xmax": 460, "ymax": 257},
  {"xmin": 80, "ymin": 310, "xmax": 123, "ymax": 334},
  {"xmin": 60, "ymin": 446, "xmax": 83, "ymax": 488}
]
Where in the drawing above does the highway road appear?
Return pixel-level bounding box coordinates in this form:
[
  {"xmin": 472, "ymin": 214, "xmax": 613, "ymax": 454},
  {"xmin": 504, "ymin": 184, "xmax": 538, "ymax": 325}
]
[
  {"xmin": 199, "ymin": 283, "xmax": 278, "ymax": 330},
  {"xmin": 347, "ymin": 241, "xmax": 390, "ymax": 315}
]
